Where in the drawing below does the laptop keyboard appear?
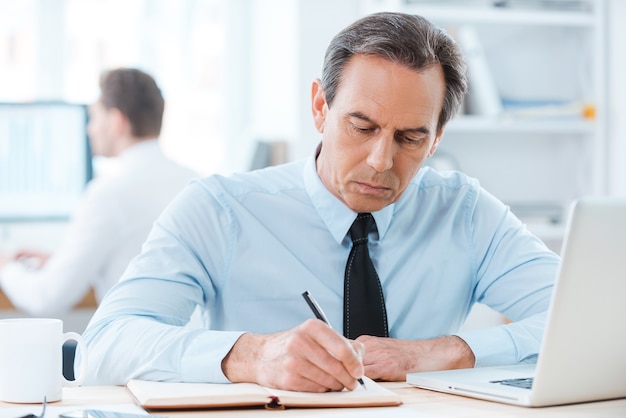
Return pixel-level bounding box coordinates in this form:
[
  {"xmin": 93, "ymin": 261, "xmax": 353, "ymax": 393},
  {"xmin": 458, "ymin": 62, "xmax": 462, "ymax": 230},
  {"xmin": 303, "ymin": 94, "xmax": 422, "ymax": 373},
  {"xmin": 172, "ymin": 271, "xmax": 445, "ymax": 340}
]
[{"xmin": 490, "ymin": 377, "xmax": 534, "ymax": 389}]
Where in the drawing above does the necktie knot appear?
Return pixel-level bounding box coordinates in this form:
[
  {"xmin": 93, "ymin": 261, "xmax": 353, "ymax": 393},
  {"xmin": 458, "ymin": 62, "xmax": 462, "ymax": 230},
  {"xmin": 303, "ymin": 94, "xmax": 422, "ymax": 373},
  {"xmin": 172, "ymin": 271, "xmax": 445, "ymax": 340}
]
[{"xmin": 349, "ymin": 213, "xmax": 374, "ymax": 244}]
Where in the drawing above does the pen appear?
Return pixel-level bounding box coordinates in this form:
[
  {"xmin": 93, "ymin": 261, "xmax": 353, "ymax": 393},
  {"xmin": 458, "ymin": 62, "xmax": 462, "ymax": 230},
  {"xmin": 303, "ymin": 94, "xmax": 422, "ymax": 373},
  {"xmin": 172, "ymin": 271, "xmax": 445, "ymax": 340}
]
[{"xmin": 301, "ymin": 291, "xmax": 366, "ymax": 390}]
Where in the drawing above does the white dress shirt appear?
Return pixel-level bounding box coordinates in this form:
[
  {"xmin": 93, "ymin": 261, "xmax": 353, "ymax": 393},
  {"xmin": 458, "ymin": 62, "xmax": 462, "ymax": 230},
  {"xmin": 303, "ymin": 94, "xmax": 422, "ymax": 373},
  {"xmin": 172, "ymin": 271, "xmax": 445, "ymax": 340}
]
[
  {"xmin": 0, "ymin": 140, "xmax": 197, "ymax": 316},
  {"xmin": 81, "ymin": 156, "xmax": 559, "ymax": 385}
]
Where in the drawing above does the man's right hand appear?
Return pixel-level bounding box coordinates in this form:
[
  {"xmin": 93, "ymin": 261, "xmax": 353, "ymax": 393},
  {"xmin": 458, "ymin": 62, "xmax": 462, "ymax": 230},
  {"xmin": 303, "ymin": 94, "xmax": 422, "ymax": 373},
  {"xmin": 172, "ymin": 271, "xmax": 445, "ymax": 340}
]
[
  {"xmin": 221, "ymin": 319, "xmax": 364, "ymax": 392},
  {"xmin": 14, "ymin": 250, "xmax": 50, "ymax": 269}
]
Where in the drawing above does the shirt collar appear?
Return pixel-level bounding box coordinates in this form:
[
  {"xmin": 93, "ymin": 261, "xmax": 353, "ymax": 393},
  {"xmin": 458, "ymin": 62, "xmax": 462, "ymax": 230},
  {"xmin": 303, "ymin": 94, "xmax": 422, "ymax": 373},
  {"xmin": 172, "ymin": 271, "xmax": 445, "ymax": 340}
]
[
  {"xmin": 303, "ymin": 153, "xmax": 395, "ymax": 244},
  {"xmin": 95, "ymin": 139, "xmax": 160, "ymax": 177},
  {"xmin": 118, "ymin": 138, "xmax": 160, "ymax": 163}
]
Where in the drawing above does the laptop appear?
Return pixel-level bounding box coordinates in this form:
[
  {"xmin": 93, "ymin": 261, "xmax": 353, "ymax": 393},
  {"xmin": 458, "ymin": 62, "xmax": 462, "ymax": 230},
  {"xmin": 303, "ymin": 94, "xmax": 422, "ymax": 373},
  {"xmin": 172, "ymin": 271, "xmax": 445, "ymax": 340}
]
[{"xmin": 407, "ymin": 197, "xmax": 626, "ymax": 407}]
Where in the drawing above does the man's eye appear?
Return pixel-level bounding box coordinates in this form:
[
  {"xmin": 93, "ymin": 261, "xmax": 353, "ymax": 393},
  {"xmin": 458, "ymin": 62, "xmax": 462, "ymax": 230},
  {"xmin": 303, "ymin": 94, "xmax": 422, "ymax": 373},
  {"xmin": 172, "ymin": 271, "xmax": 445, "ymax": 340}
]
[
  {"xmin": 352, "ymin": 125, "xmax": 374, "ymax": 134},
  {"xmin": 396, "ymin": 132, "xmax": 425, "ymax": 144}
]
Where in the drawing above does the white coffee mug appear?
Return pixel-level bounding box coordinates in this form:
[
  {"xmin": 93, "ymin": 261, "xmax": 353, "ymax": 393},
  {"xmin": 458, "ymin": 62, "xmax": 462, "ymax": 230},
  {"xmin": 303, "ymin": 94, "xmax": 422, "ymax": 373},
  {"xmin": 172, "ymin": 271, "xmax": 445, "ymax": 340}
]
[{"xmin": 0, "ymin": 318, "xmax": 88, "ymax": 403}]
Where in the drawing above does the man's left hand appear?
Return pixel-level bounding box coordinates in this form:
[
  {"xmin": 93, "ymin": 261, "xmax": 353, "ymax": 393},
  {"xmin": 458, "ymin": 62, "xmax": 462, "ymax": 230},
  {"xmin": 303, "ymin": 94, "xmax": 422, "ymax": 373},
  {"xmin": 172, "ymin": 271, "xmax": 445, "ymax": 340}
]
[{"xmin": 356, "ymin": 335, "xmax": 476, "ymax": 381}]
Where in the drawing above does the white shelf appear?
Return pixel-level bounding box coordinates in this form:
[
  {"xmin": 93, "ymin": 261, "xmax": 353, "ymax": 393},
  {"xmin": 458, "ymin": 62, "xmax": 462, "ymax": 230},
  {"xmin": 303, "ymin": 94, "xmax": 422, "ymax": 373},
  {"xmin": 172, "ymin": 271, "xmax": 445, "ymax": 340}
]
[
  {"xmin": 446, "ymin": 116, "xmax": 595, "ymax": 134},
  {"xmin": 406, "ymin": 7, "xmax": 592, "ymax": 26},
  {"xmin": 363, "ymin": 2, "xmax": 596, "ymax": 27}
]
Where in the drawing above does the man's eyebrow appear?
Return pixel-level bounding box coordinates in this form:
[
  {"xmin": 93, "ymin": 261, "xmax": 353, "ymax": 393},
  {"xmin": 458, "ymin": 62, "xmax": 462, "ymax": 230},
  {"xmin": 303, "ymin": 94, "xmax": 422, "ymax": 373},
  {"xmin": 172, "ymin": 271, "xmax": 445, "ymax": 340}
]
[
  {"xmin": 402, "ymin": 126, "xmax": 431, "ymax": 136},
  {"xmin": 347, "ymin": 111, "xmax": 373, "ymax": 123},
  {"xmin": 347, "ymin": 111, "xmax": 431, "ymax": 136}
]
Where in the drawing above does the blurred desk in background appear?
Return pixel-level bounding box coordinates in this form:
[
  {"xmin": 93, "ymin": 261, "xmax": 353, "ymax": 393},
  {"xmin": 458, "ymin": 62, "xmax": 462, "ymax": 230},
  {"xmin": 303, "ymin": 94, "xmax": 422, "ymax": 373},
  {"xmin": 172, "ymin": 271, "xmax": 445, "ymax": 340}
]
[
  {"xmin": 0, "ymin": 288, "xmax": 97, "ymax": 333},
  {"xmin": 0, "ymin": 288, "xmax": 97, "ymax": 310}
]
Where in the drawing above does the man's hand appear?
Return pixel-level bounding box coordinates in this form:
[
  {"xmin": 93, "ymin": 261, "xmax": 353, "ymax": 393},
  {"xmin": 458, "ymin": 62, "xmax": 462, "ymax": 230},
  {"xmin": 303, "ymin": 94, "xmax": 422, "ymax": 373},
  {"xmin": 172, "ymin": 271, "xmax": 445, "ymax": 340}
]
[
  {"xmin": 221, "ymin": 319, "xmax": 364, "ymax": 392},
  {"xmin": 357, "ymin": 335, "xmax": 476, "ymax": 381},
  {"xmin": 14, "ymin": 250, "xmax": 50, "ymax": 269}
]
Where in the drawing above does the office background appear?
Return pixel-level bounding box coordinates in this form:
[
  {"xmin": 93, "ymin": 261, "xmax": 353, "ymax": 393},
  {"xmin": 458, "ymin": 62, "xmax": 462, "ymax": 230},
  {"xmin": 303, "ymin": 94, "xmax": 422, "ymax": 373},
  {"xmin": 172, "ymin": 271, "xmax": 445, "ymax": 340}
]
[{"xmin": 1, "ymin": 0, "xmax": 625, "ymax": 329}]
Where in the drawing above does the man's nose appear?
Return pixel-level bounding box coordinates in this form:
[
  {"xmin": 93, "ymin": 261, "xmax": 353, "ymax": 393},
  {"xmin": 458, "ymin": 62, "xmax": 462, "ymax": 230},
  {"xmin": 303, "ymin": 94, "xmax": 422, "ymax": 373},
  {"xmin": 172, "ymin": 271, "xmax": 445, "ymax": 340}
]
[{"xmin": 366, "ymin": 134, "xmax": 395, "ymax": 172}]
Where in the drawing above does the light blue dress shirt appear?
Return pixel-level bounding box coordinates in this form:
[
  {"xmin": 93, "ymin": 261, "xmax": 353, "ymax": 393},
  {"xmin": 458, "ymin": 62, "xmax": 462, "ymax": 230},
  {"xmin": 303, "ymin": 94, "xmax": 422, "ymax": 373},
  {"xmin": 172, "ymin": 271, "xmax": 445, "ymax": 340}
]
[{"xmin": 81, "ymin": 156, "xmax": 559, "ymax": 385}]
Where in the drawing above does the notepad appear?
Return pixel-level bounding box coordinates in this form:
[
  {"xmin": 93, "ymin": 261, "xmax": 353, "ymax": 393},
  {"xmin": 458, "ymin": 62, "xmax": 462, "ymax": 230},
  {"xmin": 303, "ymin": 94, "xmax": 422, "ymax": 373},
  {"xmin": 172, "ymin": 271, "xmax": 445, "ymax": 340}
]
[{"xmin": 126, "ymin": 376, "xmax": 402, "ymax": 410}]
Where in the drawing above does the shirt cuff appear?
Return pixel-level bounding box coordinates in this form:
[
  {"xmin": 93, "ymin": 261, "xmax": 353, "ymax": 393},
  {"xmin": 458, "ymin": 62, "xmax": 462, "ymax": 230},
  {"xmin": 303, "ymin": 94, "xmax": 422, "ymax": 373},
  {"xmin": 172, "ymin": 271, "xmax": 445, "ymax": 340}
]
[
  {"xmin": 180, "ymin": 330, "xmax": 246, "ymax": 383},
  {"xmin": 455, "ymin": 325, "xmax": 517, "ymax": 367}
]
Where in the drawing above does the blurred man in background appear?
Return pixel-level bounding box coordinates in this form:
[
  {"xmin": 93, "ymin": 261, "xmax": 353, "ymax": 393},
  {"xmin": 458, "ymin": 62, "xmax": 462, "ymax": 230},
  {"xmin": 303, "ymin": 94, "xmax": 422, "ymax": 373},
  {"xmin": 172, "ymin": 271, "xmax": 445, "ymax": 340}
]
[{"xmin": 0, "ymin": 68, "xmax": 197, "ymax": 316}]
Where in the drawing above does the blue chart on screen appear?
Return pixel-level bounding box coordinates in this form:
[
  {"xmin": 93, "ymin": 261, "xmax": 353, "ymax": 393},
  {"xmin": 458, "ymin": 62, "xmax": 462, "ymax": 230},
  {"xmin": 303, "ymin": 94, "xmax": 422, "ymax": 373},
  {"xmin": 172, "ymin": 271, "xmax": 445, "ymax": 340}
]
[{"xmin": 0, "ymin": 102, "xmax": 92, "ymax": 221}]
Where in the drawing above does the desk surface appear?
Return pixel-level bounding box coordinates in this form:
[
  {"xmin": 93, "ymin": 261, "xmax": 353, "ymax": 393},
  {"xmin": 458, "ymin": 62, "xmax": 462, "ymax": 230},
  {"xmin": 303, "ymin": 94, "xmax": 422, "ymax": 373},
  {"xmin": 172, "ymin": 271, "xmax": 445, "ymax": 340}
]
[
  {"xmin": 2, "ymin": 382, "xmax": 624, "ymax": 417},
  {"xmin": 0, "ymin": 288, "xmax": 97, "ymax": 311}
]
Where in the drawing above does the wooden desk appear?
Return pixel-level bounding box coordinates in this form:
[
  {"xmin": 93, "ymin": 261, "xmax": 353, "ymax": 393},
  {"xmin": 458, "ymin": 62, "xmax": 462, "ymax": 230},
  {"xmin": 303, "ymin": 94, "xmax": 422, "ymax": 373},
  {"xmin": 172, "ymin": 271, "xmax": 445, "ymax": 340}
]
[
  {"xmin": 0, "ymin": 288, "xmax": 97, "ymax": 310},
  {"xmin": 2, "ymin": 382, "xmax": 624, "ymax": 417}
]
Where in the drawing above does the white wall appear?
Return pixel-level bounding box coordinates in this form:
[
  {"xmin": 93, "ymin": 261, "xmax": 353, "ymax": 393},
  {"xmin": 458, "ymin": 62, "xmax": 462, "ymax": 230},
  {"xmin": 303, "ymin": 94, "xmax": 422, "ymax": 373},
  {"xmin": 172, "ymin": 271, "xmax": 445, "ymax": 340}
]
[
  {"xmin": 293, "ymin": 0, "xmax": 361, "ymax": 160},
  {"xmin": 608, "ymin": 0, "xmax": 626, "ymax": 196},
  {"xmin": 225, "ymin": 0, "xmax": 363, "ymax": 163},
  {"xmin": 248, "ymin": 0, "xmax": 298, "ymax": 146}
]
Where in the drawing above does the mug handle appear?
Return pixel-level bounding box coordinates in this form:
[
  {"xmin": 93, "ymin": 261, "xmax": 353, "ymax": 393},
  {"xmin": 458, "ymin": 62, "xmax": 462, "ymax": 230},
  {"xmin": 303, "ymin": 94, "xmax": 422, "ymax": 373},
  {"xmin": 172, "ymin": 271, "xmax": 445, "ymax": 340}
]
[{"xmin": 61, "ymin": 331, "xmax": 88, "ymax": 387}]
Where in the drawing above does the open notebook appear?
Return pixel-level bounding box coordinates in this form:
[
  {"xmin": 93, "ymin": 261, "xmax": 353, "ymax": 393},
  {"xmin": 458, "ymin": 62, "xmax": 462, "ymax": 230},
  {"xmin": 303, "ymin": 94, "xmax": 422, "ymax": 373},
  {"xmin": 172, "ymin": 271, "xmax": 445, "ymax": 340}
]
[
  {"xmin": 126, "ymin": 376, "xmax": 401, "ymax": 410},
  {"xmin": 407, "ymin": 197, "xmax": 626, "ymax": 407}
]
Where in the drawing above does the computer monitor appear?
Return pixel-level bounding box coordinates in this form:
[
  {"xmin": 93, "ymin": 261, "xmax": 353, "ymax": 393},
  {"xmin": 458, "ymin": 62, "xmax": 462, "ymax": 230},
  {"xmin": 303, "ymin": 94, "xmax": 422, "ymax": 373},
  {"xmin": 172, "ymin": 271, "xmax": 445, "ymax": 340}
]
[{"xmin": 0, "ymin": 102, "xmax": 93, "ymax": 221}]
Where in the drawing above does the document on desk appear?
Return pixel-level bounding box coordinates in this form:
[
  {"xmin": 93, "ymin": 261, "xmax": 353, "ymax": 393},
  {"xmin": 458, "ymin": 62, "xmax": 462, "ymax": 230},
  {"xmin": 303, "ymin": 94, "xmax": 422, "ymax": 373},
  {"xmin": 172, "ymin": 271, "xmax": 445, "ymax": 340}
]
[
  {"xmin": 0, "ymin": 403, "xmax": 148, "ymax": 418},
  {"xmin": 126, "ymin": 376, "xmax": 402, "ymax": 410}
]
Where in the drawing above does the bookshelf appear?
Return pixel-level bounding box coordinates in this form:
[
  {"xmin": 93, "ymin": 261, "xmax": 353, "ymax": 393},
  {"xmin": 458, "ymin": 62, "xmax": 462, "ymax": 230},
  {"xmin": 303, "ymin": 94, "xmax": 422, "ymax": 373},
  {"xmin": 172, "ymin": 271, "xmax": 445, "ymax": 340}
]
[
  {"xmin": 360, "ymin": 0, "xmax": 608, "ymax": 249},
  {"xmin": 446, "ymin": 117, "xmax": 595, "ymax": 135},
  {"xmin": 375, "ymin": 4, "xmax": 597, "ymax": 26}
]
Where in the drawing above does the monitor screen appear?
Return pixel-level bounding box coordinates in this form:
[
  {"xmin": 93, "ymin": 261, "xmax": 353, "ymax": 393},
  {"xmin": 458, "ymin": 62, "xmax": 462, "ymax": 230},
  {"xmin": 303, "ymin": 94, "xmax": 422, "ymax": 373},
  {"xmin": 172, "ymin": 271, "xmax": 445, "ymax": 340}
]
[{"xmin": 0, "ymin": 102, "xmax": 93, "ymax": 221}]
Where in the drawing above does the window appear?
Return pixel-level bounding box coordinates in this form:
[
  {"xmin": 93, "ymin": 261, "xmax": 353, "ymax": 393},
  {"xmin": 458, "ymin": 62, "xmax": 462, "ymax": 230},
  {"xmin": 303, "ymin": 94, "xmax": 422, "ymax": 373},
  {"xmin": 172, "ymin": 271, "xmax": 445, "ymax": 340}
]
[{"xmin": 0, "ymin": 0, "xmax": 241, "ymax": 175}]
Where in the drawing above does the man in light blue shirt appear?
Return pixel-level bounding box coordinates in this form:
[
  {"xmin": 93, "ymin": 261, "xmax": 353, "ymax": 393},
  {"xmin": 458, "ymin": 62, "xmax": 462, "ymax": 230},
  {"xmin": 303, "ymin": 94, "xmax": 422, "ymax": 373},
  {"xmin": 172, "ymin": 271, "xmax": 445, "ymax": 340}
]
[{"xmin": 81, "ymin": 13, "xmax": 558, "ymax": 391}]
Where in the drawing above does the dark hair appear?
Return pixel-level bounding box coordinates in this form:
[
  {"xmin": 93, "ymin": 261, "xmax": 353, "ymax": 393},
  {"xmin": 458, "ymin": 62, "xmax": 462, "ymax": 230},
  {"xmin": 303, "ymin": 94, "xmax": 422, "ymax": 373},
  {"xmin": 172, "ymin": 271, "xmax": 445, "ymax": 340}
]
[
  {"xmin": 99, "ymin": 68, "xmax": 164, "ymax": 138},
  {"xmin": 321, "ymin": 12, "xmax": 467, "ymax": 133}
]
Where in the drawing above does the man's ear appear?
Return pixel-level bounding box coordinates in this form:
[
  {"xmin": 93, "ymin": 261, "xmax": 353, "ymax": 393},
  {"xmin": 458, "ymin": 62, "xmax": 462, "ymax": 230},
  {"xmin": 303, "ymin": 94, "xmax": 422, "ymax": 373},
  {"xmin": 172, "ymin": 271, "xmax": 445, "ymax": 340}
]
[
  {"xmin": 109, "ymin": 108, "xmax": 131, "ymax": 136},
  {"xmin": 311, "ymin": 78, "xmax": 327, "ymax": 134}
]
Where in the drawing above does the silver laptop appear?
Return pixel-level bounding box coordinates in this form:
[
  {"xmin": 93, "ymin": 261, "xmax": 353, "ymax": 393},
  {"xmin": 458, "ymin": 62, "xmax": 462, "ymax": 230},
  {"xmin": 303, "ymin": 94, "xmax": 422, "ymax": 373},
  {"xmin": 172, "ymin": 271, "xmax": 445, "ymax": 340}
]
[{"xmin": 407, "ymin": 197, "xmax": 626, "ymax": 407}]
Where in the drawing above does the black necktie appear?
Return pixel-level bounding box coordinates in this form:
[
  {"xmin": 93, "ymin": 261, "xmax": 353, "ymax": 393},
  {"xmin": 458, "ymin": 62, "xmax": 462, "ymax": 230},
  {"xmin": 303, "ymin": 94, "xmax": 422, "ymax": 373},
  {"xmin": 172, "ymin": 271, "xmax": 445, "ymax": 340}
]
[{"xmin": 343, "ymin": 213, "xmax": 389, "ymax": 339}]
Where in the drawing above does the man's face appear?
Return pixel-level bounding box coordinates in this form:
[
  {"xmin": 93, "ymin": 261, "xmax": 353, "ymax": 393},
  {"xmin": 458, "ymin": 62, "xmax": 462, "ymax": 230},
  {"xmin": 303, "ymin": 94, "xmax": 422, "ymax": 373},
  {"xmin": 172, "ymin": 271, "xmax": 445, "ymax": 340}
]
[
  {"xmin": 313, "ymin": 55, "xmax": 446, "ymax": 213},
  {"xmin": 86, "ymin": 100, "xmax": 117, "ymax": 157}
]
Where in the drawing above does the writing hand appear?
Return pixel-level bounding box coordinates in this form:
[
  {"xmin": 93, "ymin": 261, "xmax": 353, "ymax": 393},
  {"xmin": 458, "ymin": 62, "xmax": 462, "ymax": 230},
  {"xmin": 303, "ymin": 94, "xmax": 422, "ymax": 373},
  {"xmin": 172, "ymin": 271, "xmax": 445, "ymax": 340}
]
[{"xmin": 222, "ymin": 319, "xmax": 364, "ymax": 392}]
